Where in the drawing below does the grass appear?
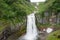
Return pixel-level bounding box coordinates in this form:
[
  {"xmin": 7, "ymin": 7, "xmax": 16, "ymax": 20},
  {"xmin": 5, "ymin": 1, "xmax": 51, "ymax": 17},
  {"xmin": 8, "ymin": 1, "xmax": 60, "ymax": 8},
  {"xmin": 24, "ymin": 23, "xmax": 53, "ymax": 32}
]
[
  {"xmin": 0, "ymin": 19, "xmax": 11, "ymax": 33},
  {"xmin": 46, "ymin": 30, "xmax": 60, "ymax": 40},
  {"xmin": 0, "ymin": 26, "xmax": 5, "ymax": 32},
  {"xmin": 37, "ymin": 23, "xmax": 51, "ymax": 28},
  {"xmin": 54, "ymin": 24, "xmax": 60, "ymax": 28}
]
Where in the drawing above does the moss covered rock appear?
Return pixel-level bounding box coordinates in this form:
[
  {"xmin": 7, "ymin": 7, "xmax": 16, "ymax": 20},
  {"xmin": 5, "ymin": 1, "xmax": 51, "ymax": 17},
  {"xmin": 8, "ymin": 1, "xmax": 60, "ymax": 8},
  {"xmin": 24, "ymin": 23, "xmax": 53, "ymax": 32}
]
[{"xmin": 46, "ymin": 30, "xmax": 60, "ymax": 40}]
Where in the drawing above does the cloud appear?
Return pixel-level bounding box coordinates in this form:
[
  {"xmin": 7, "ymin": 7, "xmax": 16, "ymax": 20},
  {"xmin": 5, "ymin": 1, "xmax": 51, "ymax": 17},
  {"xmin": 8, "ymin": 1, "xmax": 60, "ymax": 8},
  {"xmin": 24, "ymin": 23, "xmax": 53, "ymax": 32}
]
[{"xmin": 30, "ymin": 0, "xmax": 46, "ymax": 2}]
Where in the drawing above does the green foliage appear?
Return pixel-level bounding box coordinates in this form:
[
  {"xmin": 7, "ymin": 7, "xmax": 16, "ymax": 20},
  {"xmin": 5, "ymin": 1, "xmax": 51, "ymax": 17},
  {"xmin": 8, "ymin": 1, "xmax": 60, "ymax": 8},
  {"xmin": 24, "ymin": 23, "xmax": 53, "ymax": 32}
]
[
  {"xmin": 46, "ymin": 30, "xmax": 60, "ymax": 40},
  {"xmin": 0, "ymin": 0, "xmax": 35, "ymax": 24},
  {"xmin": 54, "ymin": 24, "xmax": 60, "ymax": 28},
  {"xmin": 37, "ymin": 22, "xmax": 51, "ymax": 28},
  {"xmin": 50, "ymin": 0, "xmax": 60, "ymax": 12},
  {"xmin": 0, "ymin": 0, "xmax": 35, "ymax": 31},
  {"xmin": 38, "ymin": 0, "xmax": 56, "ymax": 13},
  {"xmin": 38, "ymin": 0, "xmax": 60, "ymax": 14}
]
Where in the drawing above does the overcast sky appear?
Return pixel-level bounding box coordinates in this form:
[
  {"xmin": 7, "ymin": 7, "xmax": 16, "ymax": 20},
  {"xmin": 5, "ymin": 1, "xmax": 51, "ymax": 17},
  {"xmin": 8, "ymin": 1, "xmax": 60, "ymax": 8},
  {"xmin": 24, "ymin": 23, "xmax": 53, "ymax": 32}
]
[{"xmin": 30, "ymin": 0, "xmax": 46, "ymax": 2}]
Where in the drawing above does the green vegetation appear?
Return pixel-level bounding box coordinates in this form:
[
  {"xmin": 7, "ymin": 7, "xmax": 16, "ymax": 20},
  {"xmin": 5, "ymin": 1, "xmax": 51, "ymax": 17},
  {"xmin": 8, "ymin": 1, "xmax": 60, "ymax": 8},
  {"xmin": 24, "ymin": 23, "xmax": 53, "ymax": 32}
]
[
  {"xmin": 7, "ymin": 24, "xmax": 26, "ymax": 40},
  {"xmin": 37, "ymin": 23, "xmax": 51, "ymax": 28},
  {"xmin": 46, "ymin": 30, "xmax": 60, "ymax": 40},
  {"xmin": 54, "ymin": 24, "xmax": 60, "ymax": 28},
  {"xmin": 38, "ymin": 0, "xmax": 56, "ymax": 13},
  {"xmin": 0, "ymin": 19, "xmax": 10, "ymax": 31},
  {"xmin": 50, "ymin": 0, "xmax": 60, "ymax": 12},
  {"xmin": 0, "ymin": 0, "xmax": 60, "ymax": 40},
  {"xmin": 36, "ymin": 0, "xmax": 60, "ymax": 27},
  {"xmin": 37, "ymin": 0, "xmax": 60, "ymax": 17},
  {"xmin": 0, "ymin": 0, "xmax": 35, "ymax": 22},
  {"xmin": 0, "ymin": 0, "xmax": 35, "ymax": 31}
]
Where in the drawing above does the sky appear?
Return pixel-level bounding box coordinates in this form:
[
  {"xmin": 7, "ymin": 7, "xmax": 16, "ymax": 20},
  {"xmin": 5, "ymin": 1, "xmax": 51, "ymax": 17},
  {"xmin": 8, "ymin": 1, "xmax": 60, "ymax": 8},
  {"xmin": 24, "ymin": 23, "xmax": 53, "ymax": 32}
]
[{"xmin": 30, "ymin": 0, "xmax": 46, "ymax": 2}]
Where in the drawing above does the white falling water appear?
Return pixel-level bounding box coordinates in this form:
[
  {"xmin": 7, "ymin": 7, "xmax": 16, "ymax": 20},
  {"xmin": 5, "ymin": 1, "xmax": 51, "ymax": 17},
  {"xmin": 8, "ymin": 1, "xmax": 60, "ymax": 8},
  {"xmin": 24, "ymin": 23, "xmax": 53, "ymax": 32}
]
[
  {"xmin": 24, "ymin": 13, "xmax": 38, "ymax": 40},
  {"xmin": 18, "ymin": 12, "xmax": 38, "ymax": 40}
]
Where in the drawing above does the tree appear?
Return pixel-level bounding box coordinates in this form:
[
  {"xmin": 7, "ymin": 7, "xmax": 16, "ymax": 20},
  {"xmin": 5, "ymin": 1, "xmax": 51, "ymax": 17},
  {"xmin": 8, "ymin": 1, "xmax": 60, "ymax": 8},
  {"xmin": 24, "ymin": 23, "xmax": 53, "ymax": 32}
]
[{"xmin": 0, "ymin": 0, "xmax": 35, "ymax": 27}]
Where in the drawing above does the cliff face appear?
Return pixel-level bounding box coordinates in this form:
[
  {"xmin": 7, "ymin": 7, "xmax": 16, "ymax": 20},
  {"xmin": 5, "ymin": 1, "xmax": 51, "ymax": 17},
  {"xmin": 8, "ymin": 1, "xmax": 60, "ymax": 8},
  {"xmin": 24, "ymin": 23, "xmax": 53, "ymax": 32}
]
[{"xmin": 0, "ymin": 21, "xmax": 26, "ymax": 40}]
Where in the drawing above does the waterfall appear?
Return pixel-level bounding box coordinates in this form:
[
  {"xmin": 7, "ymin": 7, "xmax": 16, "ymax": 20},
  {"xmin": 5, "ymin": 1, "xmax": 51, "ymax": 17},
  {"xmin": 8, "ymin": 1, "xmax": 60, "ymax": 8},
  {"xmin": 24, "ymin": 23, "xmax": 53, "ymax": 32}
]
[
  {"xmin": 24, "ymin": 13, "xmax": 38, "ymax": 40},
  {"xmin": 18, "ymin": 12, "xmax": 38, "ymax": 40}
]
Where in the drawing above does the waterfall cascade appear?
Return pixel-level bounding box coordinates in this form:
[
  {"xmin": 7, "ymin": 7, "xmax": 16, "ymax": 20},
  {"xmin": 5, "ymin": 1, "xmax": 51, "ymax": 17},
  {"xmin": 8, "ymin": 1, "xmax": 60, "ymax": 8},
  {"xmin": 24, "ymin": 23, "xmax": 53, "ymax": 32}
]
[
  {"xmin": 24, "ymin": 13, "xmax": 38, "ymax": 40},
  {"xmin": 18, "ymin": 12, "xmax": 38, "ymax": 40},
  {"xmin": 24, "ymin": 2, "xmax": 39, "ymax": 40}
]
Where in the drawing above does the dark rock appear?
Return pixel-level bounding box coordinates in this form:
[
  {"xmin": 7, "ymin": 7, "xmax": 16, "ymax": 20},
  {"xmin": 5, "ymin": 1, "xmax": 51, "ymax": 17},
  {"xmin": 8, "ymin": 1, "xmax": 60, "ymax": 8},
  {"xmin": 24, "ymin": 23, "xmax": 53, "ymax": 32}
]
[{"xmin": 57, "ymin": 35, "xmax": 60, "ymax": 38}]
